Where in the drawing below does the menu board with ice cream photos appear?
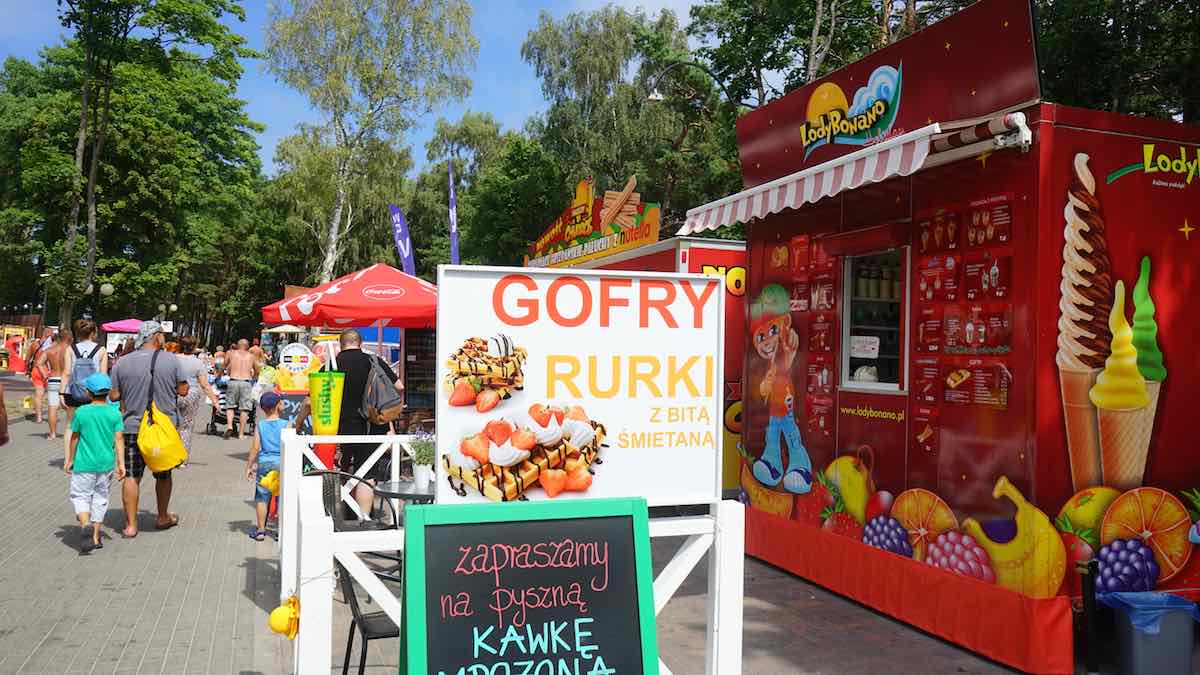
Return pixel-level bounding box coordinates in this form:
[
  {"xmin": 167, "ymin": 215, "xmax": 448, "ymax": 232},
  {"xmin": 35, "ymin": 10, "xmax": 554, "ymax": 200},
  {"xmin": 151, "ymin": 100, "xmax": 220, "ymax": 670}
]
[
  {"xmin": 916, "ymin": 255, "xmax": 960, "ymax": 302},
  {"xmin": 964, "ymin": 250, "xmax": 1011, "ymax": 301},
  {"xmin": 966, "ymin": 194, "xmax": 1012, "ymax": 247},
  {"xmin": 916, "ymin": 206, "xmax": 962, "ymax": 255},
  {"xmin": 807, "ymin": 356, "xmax": 833, "ymax": 395}
]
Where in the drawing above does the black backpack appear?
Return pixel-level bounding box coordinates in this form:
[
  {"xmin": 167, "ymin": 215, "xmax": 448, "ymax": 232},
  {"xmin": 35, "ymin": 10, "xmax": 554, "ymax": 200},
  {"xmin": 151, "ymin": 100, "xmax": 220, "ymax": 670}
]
[{"xmin": 360, "ymin": 355, "xmax": 405, "ymax": 425}]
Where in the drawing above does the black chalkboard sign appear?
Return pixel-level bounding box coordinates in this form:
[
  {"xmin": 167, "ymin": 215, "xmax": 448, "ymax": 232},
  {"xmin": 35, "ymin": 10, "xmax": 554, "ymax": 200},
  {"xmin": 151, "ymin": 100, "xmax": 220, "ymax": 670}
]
[{"xmin": 404, "ymin": 498, "xmax": 658, "ymax": 674}]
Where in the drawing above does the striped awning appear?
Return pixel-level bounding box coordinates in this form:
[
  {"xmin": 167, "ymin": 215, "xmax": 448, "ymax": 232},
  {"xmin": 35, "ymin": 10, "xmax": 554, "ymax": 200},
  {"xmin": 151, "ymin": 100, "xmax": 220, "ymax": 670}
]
[
  {"xmin": 679, "ymin": 113, "xmax": 1030, "ymax": 236},
  {"xmin": 679, "ymin": 124, "xmax": 940, "ymax": 236}
]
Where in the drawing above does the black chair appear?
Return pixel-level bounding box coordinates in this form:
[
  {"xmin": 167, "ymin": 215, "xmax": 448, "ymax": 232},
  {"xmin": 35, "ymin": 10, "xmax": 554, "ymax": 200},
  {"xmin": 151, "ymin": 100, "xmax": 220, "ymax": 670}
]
[
  {"xmin": 335, "ymin": 560, "xmax": 400, "ymax": 675},
  {"xmin": 305, "ymin": 469, "xmax": 403, "ymax": 581}
]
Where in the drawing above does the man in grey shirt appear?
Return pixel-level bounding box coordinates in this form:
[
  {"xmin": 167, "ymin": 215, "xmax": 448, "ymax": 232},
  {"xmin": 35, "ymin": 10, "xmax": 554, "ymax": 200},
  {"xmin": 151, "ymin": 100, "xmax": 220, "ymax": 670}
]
[{"xmin": 109, "ymin": 321, "xmax": 188, "ymax": 538}]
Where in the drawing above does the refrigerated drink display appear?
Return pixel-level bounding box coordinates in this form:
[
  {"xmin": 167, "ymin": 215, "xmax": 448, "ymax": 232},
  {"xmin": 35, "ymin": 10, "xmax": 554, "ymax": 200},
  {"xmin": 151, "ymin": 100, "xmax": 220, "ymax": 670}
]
[{"xmin": 844, "ymin": 250, "xmax": 904, "ymax": 386}]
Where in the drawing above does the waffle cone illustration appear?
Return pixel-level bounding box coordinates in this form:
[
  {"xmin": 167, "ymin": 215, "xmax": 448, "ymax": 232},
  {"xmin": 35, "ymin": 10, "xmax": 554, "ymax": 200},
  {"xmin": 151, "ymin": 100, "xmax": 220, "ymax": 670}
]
[
  {"xmin": 1060, "ymin": 366, "xmax": 1102, "ymax": 490},
  {"xmin": 1090, "ymin": 282, "xmax": 1150, "ymax": 490},
  {"xmin": 1056, "ymin": 154, "xmax": 1113, "ymax": 490}
]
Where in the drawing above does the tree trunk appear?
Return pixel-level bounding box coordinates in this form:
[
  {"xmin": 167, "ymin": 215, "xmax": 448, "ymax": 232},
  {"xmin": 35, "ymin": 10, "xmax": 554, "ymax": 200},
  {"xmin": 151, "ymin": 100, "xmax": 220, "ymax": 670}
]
[
  {"xmin": 60, "ymin": 44, "xmax": 94, "ymax": 327},
  {"xmin": 83, "ymin": 84, "xmax": 112, "ymax": 296},
  {"xmin": 318, "ymin": 159, "xmax": 351, "ymax": 284},
  {"xmin": 879, "ymin": 0, "xmax": 894, "ymax": 46}
]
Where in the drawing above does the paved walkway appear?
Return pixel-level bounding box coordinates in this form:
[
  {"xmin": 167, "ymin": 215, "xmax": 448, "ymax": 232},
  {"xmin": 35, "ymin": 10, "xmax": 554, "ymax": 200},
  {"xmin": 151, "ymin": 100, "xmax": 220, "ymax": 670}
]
[{"xmin": 0, "ymin": 408, "xmax": 1033, "ymax": 674}]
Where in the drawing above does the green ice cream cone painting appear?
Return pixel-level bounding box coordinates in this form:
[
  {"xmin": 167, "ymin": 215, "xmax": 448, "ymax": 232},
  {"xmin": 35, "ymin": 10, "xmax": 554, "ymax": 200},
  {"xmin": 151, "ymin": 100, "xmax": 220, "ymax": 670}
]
[
  {"xmin": 1132, "ymin": 257, "xmax": 1166, "ymax": 382},
  {"xmin": 1099, "ymin": 257, "xmax": 1165, "ymax": 488}
]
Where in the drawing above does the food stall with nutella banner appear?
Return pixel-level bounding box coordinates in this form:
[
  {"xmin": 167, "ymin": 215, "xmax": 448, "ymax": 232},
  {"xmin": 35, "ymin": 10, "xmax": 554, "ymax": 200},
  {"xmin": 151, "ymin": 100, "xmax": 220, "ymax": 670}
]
[
  {"xmin": 678, "ymin": 0, "xmax": 1200, "ymax": 672},
  {"xmin": 524, "ymin": 176, "xmax": 748, "ymax": 493}
]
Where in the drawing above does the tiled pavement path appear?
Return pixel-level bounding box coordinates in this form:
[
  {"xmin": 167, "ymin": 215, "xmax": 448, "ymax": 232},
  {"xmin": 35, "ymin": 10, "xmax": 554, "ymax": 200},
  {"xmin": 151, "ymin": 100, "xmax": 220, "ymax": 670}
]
[{"xmin": 0, "ymin": 410, "xmax": 1023, "ymax": 674}]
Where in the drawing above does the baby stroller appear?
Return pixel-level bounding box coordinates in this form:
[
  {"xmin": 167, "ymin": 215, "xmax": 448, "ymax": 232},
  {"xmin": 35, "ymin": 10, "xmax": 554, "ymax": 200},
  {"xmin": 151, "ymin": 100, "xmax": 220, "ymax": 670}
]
[{"xmin": 206, "ymin": 375, "xmax": 257, "ymax": 436}]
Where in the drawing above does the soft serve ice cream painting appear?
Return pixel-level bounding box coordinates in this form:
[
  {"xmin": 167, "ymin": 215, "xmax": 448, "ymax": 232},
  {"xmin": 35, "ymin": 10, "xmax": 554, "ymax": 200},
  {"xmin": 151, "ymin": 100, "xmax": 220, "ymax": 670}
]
[
  {"xmin": 1057, "ymin": 153, "xmax": 1166, "ymax": 492},
  {"xmin": 1057, "ymin": 153, "xmax": 1115, "ymax": 490},
  {"xmin": 435, "ymin": 267, "xmax": 725, "ymax": 506}
]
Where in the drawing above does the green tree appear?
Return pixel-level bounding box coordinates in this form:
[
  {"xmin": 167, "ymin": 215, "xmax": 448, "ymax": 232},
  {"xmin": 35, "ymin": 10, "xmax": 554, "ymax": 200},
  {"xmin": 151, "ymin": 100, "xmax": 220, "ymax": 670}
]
[
  {"xmin": 54, "ymin": 0, "xmax": 254, "ymax": 324},
  {"xmin": 1038, "ymin": 0, "xmax": 1199, "ymax": 122},
  {"xmin": 266, "ymin": 0, "xmax": 477, "ymax": 283}
]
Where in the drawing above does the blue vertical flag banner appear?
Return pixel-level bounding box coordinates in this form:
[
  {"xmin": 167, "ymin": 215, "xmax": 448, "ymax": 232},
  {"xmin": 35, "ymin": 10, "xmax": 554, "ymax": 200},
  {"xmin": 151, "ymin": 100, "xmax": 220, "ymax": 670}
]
[
  {"xmin": 448, "ymin": 162, "xmax": 460, "ymax": 264},
  {"xmin": 388, "ymin": 204, "xmax": 415, "ymax": 276}
]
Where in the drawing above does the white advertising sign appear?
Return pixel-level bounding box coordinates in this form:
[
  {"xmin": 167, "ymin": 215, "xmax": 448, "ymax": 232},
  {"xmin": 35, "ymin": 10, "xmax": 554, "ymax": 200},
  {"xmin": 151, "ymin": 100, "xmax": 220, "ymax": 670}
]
[
  {"xmin": 849, "ymin": 335, "xmax": 880, "ymax": 359},
  {"xmin": 105, "ymin": 332, "xmax": 133, "ymax": 354},
  {"xmin": 436, "ymin": 265, "xmax": 725, "ymax": 506}
]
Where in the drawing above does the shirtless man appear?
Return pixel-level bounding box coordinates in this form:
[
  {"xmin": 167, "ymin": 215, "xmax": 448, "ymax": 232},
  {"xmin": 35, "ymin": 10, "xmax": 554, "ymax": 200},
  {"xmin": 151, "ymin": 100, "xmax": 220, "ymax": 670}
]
[
  {"xmin": 224, "ymin": 339, "xmax": 260, "ymax": 440},
  {"xmin": 35, "ymin": 330, "xmax": 71, "ymax": 440},
  {"xmin": 249, "ymin": 339, "xmax": 266, "ymax": 365},
  {"xmin": 212, "ymin": 345, "xmax": 226, "ymax": 376}
]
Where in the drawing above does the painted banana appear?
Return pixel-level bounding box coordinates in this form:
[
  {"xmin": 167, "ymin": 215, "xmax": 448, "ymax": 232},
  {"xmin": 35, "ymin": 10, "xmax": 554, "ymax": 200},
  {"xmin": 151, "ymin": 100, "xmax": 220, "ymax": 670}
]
[
  {"xmin": 741, "ymin": 464, "xmax": 794, "ymax": 518},
  {"xmin": 962, "ymin": 476, "xmax": 1066, "ymax": 598}
]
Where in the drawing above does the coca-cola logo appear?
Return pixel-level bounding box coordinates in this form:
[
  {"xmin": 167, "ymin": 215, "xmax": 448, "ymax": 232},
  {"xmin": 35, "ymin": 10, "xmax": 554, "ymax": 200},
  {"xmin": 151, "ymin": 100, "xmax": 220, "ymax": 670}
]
[{"xmin": 362, "ymin": 284, "xmax": 407, "ymax": 300}]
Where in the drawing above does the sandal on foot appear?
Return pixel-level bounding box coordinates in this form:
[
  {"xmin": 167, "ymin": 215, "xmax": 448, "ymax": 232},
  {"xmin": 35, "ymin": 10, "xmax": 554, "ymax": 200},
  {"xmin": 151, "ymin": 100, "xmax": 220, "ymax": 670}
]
[
  {"xmin": 249, "ymin": 529, "xmax": 266, "ymax": 541},
  {"xmin": 79, "ymin": 530, "xmax": 94, "ymax": 554},
  {"xmin": 154, "ymin": 514, "xmax": 180, "ymax": 531}
]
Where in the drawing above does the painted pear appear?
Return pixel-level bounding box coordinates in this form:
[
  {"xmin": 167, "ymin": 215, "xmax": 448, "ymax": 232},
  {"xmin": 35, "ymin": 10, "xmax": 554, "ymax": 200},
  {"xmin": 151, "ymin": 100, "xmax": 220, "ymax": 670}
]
[
  {"xmin": 824, "ymin": 455, "xmax": 875, "ymax": 524},
  {"xmin": 962, "ymin": 476, "xmax": 1066, "ymax": 598}
]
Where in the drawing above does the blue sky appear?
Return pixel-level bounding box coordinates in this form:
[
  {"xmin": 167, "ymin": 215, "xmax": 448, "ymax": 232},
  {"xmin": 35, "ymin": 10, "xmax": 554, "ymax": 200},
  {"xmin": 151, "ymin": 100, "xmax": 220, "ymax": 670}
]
[{"xmin": 0, "ymin": 0, "xmax": 699, "ymax": 174}]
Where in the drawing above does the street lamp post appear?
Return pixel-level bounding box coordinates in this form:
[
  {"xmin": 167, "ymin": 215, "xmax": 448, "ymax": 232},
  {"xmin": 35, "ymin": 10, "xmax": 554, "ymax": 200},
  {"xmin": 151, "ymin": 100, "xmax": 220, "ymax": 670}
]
[{"xmin": 645, "ymin": 60, "xmax": 756, "ymax": 109}]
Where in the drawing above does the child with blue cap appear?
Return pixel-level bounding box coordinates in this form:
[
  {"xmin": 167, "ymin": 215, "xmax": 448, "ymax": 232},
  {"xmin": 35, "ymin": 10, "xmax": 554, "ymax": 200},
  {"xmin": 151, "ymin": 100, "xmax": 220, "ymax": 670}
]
[
  {"xmin": 244, "ymin": 391, "xmax": 286, "ymax": 541},
  {"xmin": 66, "ymin": 372, "xmax": 126, "ymax": 554}
]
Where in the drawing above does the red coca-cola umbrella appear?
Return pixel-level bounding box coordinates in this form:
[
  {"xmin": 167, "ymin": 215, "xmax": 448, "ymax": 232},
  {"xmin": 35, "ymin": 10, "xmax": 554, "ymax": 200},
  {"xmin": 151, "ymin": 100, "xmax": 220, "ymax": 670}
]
[{"xmin": 261, "ymin": 263, "xmax": 436, "ymax": 328}]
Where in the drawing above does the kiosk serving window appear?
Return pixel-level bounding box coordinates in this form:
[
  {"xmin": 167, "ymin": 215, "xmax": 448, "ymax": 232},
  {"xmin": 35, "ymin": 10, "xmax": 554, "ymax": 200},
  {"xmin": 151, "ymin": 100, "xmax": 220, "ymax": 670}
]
[{"xmin": 842, "ymin": 249, "xmax": 907, "ymax": 390}]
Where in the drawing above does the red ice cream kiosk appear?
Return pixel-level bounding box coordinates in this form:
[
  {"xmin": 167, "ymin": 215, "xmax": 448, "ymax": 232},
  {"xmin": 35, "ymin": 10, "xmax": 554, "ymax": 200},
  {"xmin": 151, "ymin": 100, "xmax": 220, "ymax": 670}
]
[{"xmin": 680, "ymin": 0, "xmax": 1200, "ymax": 672}]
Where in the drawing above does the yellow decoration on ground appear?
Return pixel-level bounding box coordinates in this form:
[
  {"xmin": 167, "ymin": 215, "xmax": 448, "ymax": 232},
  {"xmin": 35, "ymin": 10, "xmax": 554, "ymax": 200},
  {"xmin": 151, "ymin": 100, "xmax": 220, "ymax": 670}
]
[{"xmin": 269, "ymin": 596, "xmax": 300, "ymax": 640}]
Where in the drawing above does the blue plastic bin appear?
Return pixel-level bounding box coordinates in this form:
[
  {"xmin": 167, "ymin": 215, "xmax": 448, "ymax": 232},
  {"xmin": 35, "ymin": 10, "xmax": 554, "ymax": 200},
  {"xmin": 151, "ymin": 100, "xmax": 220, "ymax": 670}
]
[{"xmin": 1098, "ymin": 592, "xmax": 1200, "ymax": 675}]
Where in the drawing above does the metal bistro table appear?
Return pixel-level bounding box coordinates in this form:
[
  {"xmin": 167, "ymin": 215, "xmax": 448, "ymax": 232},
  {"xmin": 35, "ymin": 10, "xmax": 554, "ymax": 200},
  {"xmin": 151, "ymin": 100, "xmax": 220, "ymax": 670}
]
[
  {"xmin": 368, "ymin": 480, "xmax": 435, "ymax": 585},
  {"xmin": 374, "ymin": 479, "xmax": 435, "ymax": 528}
]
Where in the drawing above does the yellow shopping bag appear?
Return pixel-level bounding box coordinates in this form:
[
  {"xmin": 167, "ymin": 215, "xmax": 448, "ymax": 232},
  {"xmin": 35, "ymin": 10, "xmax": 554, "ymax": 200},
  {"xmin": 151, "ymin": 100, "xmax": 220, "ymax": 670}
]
[{"xmin": 136, "ymin": 350, "xmax": 188, "ymax": 473}]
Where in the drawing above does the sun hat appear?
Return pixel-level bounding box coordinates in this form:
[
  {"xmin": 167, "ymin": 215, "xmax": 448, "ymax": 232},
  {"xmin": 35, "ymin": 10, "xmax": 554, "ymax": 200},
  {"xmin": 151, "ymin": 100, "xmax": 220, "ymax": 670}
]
[
  {"xmin": 136, "ymin": 320, "xmax": 164, "ymax": 347},
  {"xmin": 83, "ymin": 372, "xmax": 112, "ymax": 394}
]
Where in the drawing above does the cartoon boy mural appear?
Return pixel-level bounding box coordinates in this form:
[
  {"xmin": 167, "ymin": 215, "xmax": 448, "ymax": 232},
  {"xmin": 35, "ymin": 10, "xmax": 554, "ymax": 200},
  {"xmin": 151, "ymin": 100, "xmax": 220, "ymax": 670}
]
[{"xmin": 750, "ymin": 284, "xmax": 812, "ymax": 494}]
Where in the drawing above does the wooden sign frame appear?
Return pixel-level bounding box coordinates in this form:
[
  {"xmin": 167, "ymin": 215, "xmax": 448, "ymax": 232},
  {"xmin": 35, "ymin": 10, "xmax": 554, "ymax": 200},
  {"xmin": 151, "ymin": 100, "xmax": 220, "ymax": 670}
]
[{"xmin": 403, "ymin": 498, "xmax": 659, "ymax": 674}]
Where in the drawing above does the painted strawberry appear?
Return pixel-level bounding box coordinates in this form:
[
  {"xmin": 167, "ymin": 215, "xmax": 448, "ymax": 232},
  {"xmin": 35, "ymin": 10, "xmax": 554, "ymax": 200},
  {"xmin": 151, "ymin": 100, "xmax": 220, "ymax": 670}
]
[
  {"xmin": 510, "ymin": 428, "xmax": 537, "ymax": 451},
  {"xmin": 448, "ymin": 379, "xmax": 476, "ymax": 406},
  {"xmin": 565, "ymin": 467, "xmax": 593, "ymax": 492},
  {"xmin": 540, "ymin": 469, "xmax": 568, "ymax": 497},
  {"xmin": 822, "ymin": 501, "xmax": 864, "ymax": 539},
  {"xmin": 550, "ymin": 406, "xmax": 566, "ymax": 424},
  {"xmin": 460, "ymin": 434, "xmax": 489, "ymax": 464},
  {"xmin": 566, "ymin": 405, "xmax": 588, "ymax": 421},
  {"xmin": 1056, "ymin": 514, "xmax": 1096, "ymax": 597},
  {"xmin": 793, "ymin": 471, "xmax": 835, "ymax": 526},
  {"xmin": 528, "ymin": 403, "xmax": 553, "ymax": 427},
  {"xmin": 483, "ymin": 419, "xmax": 513, "ymax": 445},
  {"xmin": 475, "ymin": 389, "xmax": 500, "ymax": 413}
]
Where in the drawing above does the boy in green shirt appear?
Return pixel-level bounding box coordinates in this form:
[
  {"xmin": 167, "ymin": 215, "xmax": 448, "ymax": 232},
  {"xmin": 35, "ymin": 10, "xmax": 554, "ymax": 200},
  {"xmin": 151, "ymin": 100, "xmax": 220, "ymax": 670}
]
[{"xmin": 66, "ymin": 373, "xmax": 126, "ymax": 554}]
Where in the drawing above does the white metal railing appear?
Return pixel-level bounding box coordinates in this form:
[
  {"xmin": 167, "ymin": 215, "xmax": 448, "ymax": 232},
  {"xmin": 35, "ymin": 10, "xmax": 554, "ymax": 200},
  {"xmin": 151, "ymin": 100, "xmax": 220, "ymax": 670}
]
[{"xmin": 278, "ymin": 430, "xmax": 415, "ymax": 603}]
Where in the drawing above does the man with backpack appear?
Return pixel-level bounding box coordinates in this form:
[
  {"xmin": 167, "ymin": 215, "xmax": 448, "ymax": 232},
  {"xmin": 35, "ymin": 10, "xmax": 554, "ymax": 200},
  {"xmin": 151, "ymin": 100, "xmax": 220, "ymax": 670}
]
[
  {"xmin": 334, "ymin": 329, "xmax": 404, "ymax": 518},
  {"xmin": 61, "ymin": 320, "xmax": 108, "ymax": 457}
]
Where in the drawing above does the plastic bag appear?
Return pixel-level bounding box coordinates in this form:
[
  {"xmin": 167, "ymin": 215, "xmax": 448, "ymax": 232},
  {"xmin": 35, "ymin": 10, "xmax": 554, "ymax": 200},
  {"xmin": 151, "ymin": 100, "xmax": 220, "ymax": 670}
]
[{"xmin": 1098, "ymin": 592, "xmax": 1200, "ymax": 635}]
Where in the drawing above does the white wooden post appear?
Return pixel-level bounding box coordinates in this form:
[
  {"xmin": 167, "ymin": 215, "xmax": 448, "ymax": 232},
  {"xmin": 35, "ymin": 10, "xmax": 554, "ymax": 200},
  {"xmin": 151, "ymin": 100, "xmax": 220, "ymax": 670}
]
[
  {"xmin": 294, "ymin": 475, "xmax": 334, "ymax": 674},
  {"xmin": 706, "ymin": 500, "xmax": 745, "ymax": 675},
  {"xmin": 279, "ymin": 429, "xmax": 302, "ymax": 603}
]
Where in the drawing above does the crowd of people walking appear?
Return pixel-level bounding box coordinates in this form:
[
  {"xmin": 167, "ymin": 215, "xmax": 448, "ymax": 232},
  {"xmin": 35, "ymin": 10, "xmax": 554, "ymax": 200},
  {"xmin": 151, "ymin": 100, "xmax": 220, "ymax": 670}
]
[{"xmin": 3, "ymin": 320, "xmax": 409, "ymax": 552}]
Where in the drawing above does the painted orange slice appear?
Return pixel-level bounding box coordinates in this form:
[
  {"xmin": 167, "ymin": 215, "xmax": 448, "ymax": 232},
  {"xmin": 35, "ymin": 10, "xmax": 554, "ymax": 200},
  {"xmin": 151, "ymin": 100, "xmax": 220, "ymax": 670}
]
[
  {"xmin": 1100, "ymin": 487, "xmax": 1192, "ymax": 583},
  {"xmin": 892, "ymin": 488, "xmax": 959, "ymax": 561}
]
